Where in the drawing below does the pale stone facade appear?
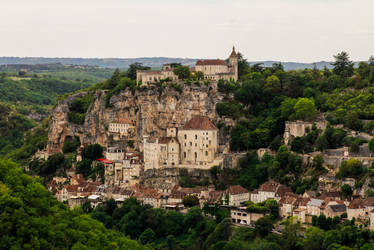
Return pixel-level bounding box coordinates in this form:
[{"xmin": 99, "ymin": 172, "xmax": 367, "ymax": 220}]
[
  {"xmin": 108, "ymin": 118, "xmax": 135, "ymax": 137},
  {"xmin": 136, "ymin": 64, "xmax": 178, "ymax": 85},
  {"xmin": 143, "ymin": 116, "xmax": 219, "ymax": 170},
  {"xmin": 178, "ymin": 116, "xmax": 218, "ymax": 166},
  {"xmin": 223, "ymin": 185, "xmax": 250, "ymax": 206},
  {"xmin": 195, "ymin": 47, "xmax": 238, "ymax": 81},
  {"xmin": 231, "ymin": 207, "xmax": 265, "ymax": 225}
]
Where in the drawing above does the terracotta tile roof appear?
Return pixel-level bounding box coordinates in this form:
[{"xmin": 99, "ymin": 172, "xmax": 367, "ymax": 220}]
[
  {"xmin": 295, "ymin": 197, "xmax": 310, "ymax": 207},
  {"xmin": 259, "ymin": 181, "xmax": 280, "ymax": 192},
  {"xmin": 276, "ymin": 185, "xmax": 293, "ymax": 197},
  {"xmin": 66, "ymin": 185, "xmax": 78, "ymax": 192},
  {"xmin": 112, "ymin": 118, "xmax": 133, "ymax": 125},
  {"xmin": 208, "ymin": 190, "xmax": 224, "ymax": 203},
  {"xmin": 180, "ymin": 116, "xmax": 217, "ymax": 130},
  {"xmin": 159, "ymin": 137, "xmax": 177, "ymax": 144},
  {"xmin": 225, "ymin": 185, "xmax": 249, "ymax": 195},
  {"xmin": 279, "ymin": 196, "xmax": 297, "ymax": 206},
  {"xmin": 348, "ymin": 199, "xmax": 365, "ymax": 209},
  {"xmin": 363, "ymin": 197, "xmax": 374, "ymax": 207},
  {"xmin": 196, "ymin": 59, "xmax": 227, "ymax": 66},
  {"xmin": 319, "ymin": 191, "xmax": 341, "ymax": 200}
]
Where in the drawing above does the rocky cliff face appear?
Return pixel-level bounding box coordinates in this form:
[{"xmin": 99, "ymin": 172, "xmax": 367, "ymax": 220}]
[{"xmin": 47, "ymin": 83, "xmax": 230, "ymax": 154}]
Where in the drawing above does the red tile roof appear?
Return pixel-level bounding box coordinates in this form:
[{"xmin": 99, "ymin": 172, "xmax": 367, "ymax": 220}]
[
  {"xmin": 259, "ymin": 181, "xmax": 279, "ymax": 192},
  {"xmin": 196, "ymin": 59, "xmax": 227, "ymax": 66},
  {"xmin": 225, "ymin": 185, "xmax": 249, "ymax": 195},
  {"xmin": 180, "ymin": 116, "xmax": 217, "ymax": 130},
  {"xmin": 348, "ymin": 199, "xmax": 365, "ymax": 209},
  {"xmin": 112, "ymin": 118, "xmax": 133, "ymax": 125}
]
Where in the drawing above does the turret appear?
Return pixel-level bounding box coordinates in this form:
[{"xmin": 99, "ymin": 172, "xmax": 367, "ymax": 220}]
[{"xmin": 229, "ymin": 46, "xmax": 238, "ymax": 81}]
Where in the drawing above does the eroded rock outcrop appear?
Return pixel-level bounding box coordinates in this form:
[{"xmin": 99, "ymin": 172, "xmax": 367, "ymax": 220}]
[{"xmin": 47, "ymin": 84, "xmax": 231, "ymax": 154}]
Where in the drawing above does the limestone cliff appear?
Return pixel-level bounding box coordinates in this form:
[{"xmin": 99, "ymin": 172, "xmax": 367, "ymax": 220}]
[{"xmin": 47, "ymin": 83, "xmax": 231, "ymax": 154}]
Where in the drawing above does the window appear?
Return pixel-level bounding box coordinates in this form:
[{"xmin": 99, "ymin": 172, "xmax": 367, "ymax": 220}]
[
  {"xmin": 190, "ymin": 142, "xmax": 192, "ymax": 146},
  {"xmin": 195, "ymin": 135, "xmax": 197, "ymax": 140},
  {"xmin": 194, "ymin": 152, "xmax": 197, "ymax": 159},
  {"xmin": 184, "ymin": 134, "xmax": 187, "ymax": 139},
  {"xmin": 205, "ymin": 151, "xmax": 208, "ymax": 156},
  {"xmin": 184, "ymin": 152, "xmax": 186, "ymax": 158}
]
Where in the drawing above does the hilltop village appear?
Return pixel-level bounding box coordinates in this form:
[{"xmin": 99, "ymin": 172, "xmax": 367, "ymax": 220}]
[{"xmin": 37, "ymin": 48, "xmax": 374, "ymax": 233}]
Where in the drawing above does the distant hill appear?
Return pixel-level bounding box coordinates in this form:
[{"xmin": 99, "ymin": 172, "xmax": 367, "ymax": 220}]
[{"xmin": 0, "ymin": 57, "xmax": 358, "ymax": 70}]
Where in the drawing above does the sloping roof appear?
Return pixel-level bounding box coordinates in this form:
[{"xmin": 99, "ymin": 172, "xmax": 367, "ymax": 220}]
[
  {"xmin": 226, "ymin": 185, "xmax": 249, "ymax": 195},
  {"xmin": 98, "ymin": 158, "xmax": 114, "ymax": 164},
  {"xmin": 259, "ymin": 181, "xmax": 280, "ymax": 192},
  {"xmin": 349, "ymin": 199, "xmax": 365, "ymax": 209},
  {"xmin": 230, "ymin": 47, "xmax": 237, "ymax": 58},
  {"xmin": 180, "ymin": 116, "xmax": 217, "ymax": 130},
  {"xmin": 112, "ymin": 118, "xmax": 132, "ymax": 125},
  {"xmin": 276, "ymin": 185, "xmax": 293, "ymax": 197},
  {"xmin": 307, "ymin": 198, "xmax": 324, "ymax": 207},
  {"xmin": 329, "ymin": 204, "xmax": 346, "ymax": 213},
  {"xmin": 196, "ymin": 59, "xmax": 227, "ymax": 66}
]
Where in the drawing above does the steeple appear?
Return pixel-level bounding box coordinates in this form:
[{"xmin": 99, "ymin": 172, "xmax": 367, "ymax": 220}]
[{"xmin": 230, "ymin": 46, "xmax": 237, "ymax": 58}]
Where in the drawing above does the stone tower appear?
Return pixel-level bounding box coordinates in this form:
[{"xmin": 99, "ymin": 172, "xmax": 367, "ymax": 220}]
[{"xmin": 229, "ymin": 46, "xmax": 238, "ymax": 81}]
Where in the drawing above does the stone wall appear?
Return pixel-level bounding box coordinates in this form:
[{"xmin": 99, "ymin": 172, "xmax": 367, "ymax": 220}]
[{"xmin": 283, "ymin": 120, "xmax": 327, "ymax": 145}]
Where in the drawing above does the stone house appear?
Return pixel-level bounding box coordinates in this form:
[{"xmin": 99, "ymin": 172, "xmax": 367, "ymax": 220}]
[
  {"xmin": 250, "ymin": 181, "xmax": 292, "ymax": 203},
  {"xmin": 324, "ymin": 204, "xmax": 347, "ymax": 218},
  {"xmin": 230, "ymin": 207, "xmax": 265, "ymax": 225},
  {"xmin": 306, "ymin": 198, "xmax": 324, "ymax": 217},
  {"xmin": 223, "ymin": 185, "xmax": 250, "ymax": 206},
  {"xmin": 178, "ymin": 116, "xmax": 218, "ymax": 167},
  {"xmin": 143, "ymin": 116, "xmax": 220, "ymax": 170},
  {"xmin": 108, "ymin": 118, "xmax": 135, "ymax": 138},
  {"xmin": 347, "ymin": 199, "xmax": 366, "ymax": 221}
]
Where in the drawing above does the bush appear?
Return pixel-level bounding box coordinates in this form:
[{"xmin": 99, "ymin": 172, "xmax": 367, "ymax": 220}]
[{"xmin": 337, "ymin": 158, "xmax": 366, "ymax": 179}]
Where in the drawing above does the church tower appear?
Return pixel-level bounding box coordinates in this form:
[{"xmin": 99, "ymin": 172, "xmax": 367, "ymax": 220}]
[{"xmin": 229, "ymin": 46, "xmax": 238, "ymax": 81}]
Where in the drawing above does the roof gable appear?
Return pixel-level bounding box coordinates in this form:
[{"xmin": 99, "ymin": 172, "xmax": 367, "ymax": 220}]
[{"xmin": 180, "ymin": 116, "xmax": 217, "ymax": 130}]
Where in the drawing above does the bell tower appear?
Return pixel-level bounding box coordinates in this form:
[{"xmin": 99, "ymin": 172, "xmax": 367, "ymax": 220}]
[{"xmin": 229, "ymin": 46, "xmax": 238, "ymax": 81}]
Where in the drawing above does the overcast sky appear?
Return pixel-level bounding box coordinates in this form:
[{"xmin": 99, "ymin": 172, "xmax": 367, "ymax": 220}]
[{"xmin": 1, "ymin": 0, "xmax": 373, "ymax": 62}]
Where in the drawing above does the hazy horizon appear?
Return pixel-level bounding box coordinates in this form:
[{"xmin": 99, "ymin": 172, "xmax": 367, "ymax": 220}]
[{"xmin": 1, "ymin": 0, "xmax": 374, "ymax": 62}]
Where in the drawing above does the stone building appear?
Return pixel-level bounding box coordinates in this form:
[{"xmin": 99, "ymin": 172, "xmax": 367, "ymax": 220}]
[
  {"xmin": 108, "ymin": 118, "xmax": 135, "ymax": 137},
  {"xmin": 178, "ymin": 116, "xmax": 218, "ymax": 166},
  {"xmin": 143, "ymin": 116, "xmax": 220, "ymax": 170},
  {"xmin": 195, "ymin": 47, "xmax": 238, "ymax": 81},
  {"xmin": 136, "ymin": 64, "xmax": 178, "ymax": 85},
  {"xmin": 223, "ymin": 185, "xmax": 250, "ymax": 206}
]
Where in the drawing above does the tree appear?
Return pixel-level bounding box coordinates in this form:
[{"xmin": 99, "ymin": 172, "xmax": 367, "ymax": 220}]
[
  {"xmin": 127, "ymin": 63, "xmax": 150, "ymax": 80},
  {"xmin": 331, "ymin": 51, "xmax": 354, "ymax": 78},
  {"xmin": 290, "ymin": 137, "xmax": 305, "ymax": 153},
  {"xmin": 106, "ymin": 68, "xmax": 121, "ymax": 89},
  {"xmin": 344, "ymin": 111, "xmax": 362, "ymax": 130},
  {"xmin": 303, "ymin": 226, "xmax": 325, "ymax": 250},
  {"xmin": 82, "ymin": 143, "xmax": 103, "ymax": 160},
  {"xmin": 76, "ymin": 159, "xmax": 92, "ymax": 178},
  {"xmin": 184, "ymin": 206, "xmax": 203, "ymax": 229},
  {"xmin": 173, "ymin": 66, "xmax": 190, "ymax": 80},
  {"xmin": 254, "ymin": 216, "xmax": 273, "ymax": 237},
  {"xmin": 294, "ymin": 98, "xmax": 317, "ymax": 121},
  {"xmin": 182, "ymin": 195, "xmax": 200, "ymax": 207},
  {"xmin": 369, "ymin": 138, "xmax": 374, "ymax": 153},
  {"xmin": 265, "ymin": 75, "xmax": 281, "ymax": 94},
  {"xmin": 196, "ymin": 71, "xmax": 204, "ymax": 80},
  {"xmin": 139, "ymin": 228, "xmax": 156, "ymax": 245},
  {"xmin": 368, "ymin": 56, "xmax": 374, "ymax": 67},
  {"xmin": 341, "ymin": 184, "xmax": 353, "ymax": 198}
]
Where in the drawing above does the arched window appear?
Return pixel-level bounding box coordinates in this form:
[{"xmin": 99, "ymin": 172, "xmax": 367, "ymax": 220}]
[
  {"xmin": 205, "ymin": 151, "xmax": 208, "ymax": 156},
  {"xmin": 194, "ymin": 152, "xmax": 197, "ymax": 159}
]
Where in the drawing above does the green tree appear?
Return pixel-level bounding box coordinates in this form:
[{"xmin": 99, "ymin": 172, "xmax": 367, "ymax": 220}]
[
  {"xmin": 196, "ymin": 71, "xmax": 204, "ymax": 80},
  {"xmin": 182, "ymin": 195, "xmax": 200, "ymax": 207},
  {"xmin": 254, "ymin": 216, "xmax": 273, "ymax": 237},
  {"xmin": 331, "ymin": 51, "xmax": 354, "ymax": 78},
  {"xmin": 294, "ymin": 98, "xmax": 317, "ymax": 121},
  {"xmin": 265, "ymin": 75, "xmax": 282, "ymax": 94},
  {"xmin": 303, "ymin": 226, "xmax": 325, "ymax": 250},
  {"xmin": 173, "ymin": 66, "xmax": 190, "ymax": 80},
  {"xmin": 139, "ymin": 228, "xmax": 156, "ymax": 245},
  {"xmin": 82, "ymin": 143, "xmax": 103, "ymax": 160},
  {"xmin": 341, "ymin": 184, "xmax": 353, "ymax": 199},
  {"xmin": 368, "ymin": 138, "xmax": 374, "ymax": 153},
  {"xmin": 106, "ymin": 68, "xmax": 121, "ymax": 89},
  {"xmin": 127, "ymin": 63, "xmax": 151, "ymax": 80}
]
